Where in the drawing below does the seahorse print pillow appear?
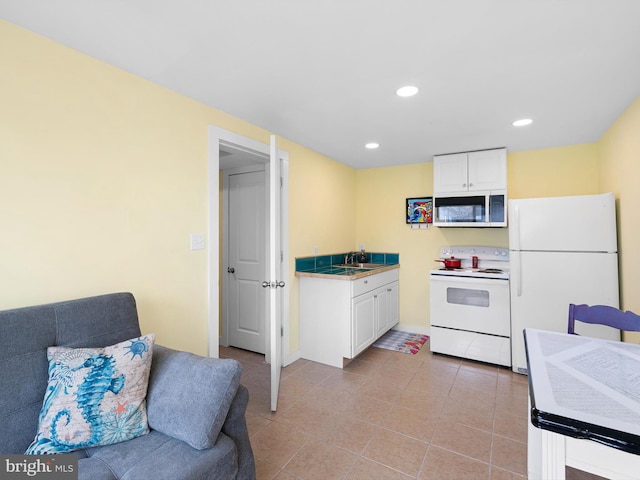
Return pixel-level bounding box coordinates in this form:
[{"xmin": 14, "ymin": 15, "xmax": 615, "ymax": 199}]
[{"xmin": 25, "ymin": 334, "xmax": 155, "ymax": 454}]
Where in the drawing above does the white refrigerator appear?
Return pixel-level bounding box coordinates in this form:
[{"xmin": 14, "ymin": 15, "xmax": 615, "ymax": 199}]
[{"xmin": 509, "ymin": 192, "xmax": 620, "ymax": 374}]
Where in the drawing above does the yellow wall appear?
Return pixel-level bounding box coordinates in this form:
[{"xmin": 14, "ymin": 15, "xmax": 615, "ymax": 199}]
[
  {"xmin": 598, "ymin": 96, "xmax": 640, "ymax": 341},
  {"xmin": 507, "ymin": 144, "xmax": 600, "ymax": 199},
  {"xmin": 0, "ymin": 20, "xmax": 355, "ymax": 356}
]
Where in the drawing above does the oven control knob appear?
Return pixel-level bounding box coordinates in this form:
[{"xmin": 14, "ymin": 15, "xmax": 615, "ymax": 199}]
[
  {"xmin": 470, "ymin": 249, "xmax": 476, "ymax": 254},
  {"xmin": 494, "ymin": 250, "xmax": 500, "ymax": 256}
]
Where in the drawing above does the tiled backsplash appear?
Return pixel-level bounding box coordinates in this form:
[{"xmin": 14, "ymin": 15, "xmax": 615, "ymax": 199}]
[{"xmin": 295, "ymin": 252, "xmax": 400, "ymax": 272}]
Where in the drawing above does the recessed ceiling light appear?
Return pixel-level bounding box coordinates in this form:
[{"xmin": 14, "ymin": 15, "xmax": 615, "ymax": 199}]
[
  {"xmin": 396, "ymin": 86, "xmax": 419, "ymax": 97},
  {"xmin": 513, "ymin": 118, "xmax": 533, "ymax": 127},
  {"xmin": 365, "ymin": 143, "xmax": 379, "ymax": 149}
]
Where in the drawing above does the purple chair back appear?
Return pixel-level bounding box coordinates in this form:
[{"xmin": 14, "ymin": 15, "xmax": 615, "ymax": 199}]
[{"xmin": 568, "ymin": 303, "xmax": 640, "ymax": 334}]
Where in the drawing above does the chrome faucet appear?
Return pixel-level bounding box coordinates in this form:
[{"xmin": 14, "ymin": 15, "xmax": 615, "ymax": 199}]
[{"xmin": 344, "ymin": 252, "xmax": 357, "ymax": 265}]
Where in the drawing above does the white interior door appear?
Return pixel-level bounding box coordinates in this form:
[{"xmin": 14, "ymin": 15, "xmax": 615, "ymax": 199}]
[
  {"xmin": 227, "ymin": 166, "xmax": 266, "ymax": 353},
  {"xmin": 267, "ymin": 134, "xmax": 283, "ymax": 412}
]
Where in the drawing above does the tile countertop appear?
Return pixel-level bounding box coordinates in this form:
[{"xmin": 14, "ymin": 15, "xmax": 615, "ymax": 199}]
[{"xmin": 295, "ymin": 252, "xmax": 399, "ymax": 280}]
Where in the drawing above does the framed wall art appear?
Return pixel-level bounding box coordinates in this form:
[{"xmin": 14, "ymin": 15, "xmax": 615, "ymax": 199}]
[{"xmin": 406, "ymin": 197, "xmax": 433, "ymax": 224}]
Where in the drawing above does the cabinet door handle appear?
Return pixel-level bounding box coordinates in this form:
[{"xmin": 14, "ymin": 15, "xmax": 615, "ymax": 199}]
[
  {"xmin": 364, "ymin": 280, "xmax": 368, "ymax": 284},
  {"xmin": 462, "ymin": 183, "xmax": 467, "ymax": 188},
  {"xmin": 387, "ymin": 288, "xmax": 392, "ymax": 292},
  {"xmin": 469, "ymin": 183, "xmax": 474, "ymax": 187}
]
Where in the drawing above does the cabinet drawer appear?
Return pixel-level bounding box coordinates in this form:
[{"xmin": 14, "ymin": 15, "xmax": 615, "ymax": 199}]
[{"xmin": 352, "ymin": 269, "xmax": 399, "ymax": 297}]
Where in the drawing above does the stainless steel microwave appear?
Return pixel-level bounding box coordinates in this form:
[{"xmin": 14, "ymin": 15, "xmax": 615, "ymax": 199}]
[{"xmin": 433, "ymin": 191, "xmax": 507, "ymax": 227}]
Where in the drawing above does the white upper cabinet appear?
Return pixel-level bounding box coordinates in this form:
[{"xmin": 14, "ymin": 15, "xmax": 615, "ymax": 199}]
[{"xmin": 434, "ymin": 148, "xmax": 507, "ymax": 194}]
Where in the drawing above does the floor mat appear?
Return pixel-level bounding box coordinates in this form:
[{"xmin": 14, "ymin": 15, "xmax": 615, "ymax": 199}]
[{"xmin": 373, "ymin": 330, "xmax": 429, "ymax": 355}]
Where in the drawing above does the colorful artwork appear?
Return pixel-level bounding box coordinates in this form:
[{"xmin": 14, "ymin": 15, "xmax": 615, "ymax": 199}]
[{"xmin": 406, "ymin": 197, "xmax": 433, "ymax": 224}]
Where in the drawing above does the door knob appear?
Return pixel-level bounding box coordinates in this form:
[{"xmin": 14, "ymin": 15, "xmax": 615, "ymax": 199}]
[
  {"xmin": 276, "ymin": 281, "xmax": 285, "ymax": 288},
  {"xmin": 262, "ymin": 281, "xmax": 271, "ymax": 288},
  {"xmin": 227, "ymin": 267, "xmax": 235, "ymax": 274}
]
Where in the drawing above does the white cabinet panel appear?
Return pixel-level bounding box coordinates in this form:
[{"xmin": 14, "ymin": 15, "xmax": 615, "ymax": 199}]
[
  {"xmin": 375, "ymin": 282, "xmax": 399, "ymax": 336},
  {"xmin": 467, "ymin": 149, "xmax": 507, "ymax": 191},
  {"xmin": 352, "ymin": 293, "xmax": 376, "ymax": 357},
  {"xmin": 386, "ymin": 282, "xmax": 399, "ymax": 330},
  {"xmin": 433, "ymin": 152, "xmax": 468, "ymax": 193}
]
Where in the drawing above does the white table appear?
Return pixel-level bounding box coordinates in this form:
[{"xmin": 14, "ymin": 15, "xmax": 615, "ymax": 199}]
[{"xmin": 525, "ymin": 328, "xmax": 640, "ymax": 479}]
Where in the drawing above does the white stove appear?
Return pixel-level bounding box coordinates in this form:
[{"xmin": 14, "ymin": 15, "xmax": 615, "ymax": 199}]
[
  {"xmin": 429, "ymin": 246, "xmax": 511, "ymax": 367},
  {"xmin": 430, "ymin": 246, "xmax": 510, "ymax": 279}
]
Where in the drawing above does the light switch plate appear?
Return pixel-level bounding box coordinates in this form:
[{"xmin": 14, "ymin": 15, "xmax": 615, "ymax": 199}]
[{"xmin": 190, "ymin": 233, "xmax": 205, "ymax": 250}]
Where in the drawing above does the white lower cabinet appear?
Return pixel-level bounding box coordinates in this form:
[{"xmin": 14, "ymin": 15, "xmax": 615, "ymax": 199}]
[
  {"xmin": 299, "ymin": 269, "xmax": 399, "ymax": 368},
  {"xmin": 353, "ymin": 282, "xmax": 400, "ymax": 356},
  {"xmin": 381, "ymin": 281, "xmax": 399, "ymax": 334}
]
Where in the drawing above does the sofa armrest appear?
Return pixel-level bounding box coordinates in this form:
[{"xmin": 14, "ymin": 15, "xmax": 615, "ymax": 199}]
[
  {"xmin": 223, "ymin": 385, "xmax": 256, "ymax": 480},
  {"xmin": 146, "ymin": 345, "xmax": 243, "ymax": 450}
]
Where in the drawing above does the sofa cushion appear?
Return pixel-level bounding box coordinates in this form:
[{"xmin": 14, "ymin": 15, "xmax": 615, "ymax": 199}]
[
  {"xmin": 82, "ymin": 429, "xmax": 238, "ymax": 480},
  {"xmin": 146, "ymin": 346, "xmax": 243, "ymax": 450},
  {"xmin": 76, "ymin": 457, "xmax": 118, "ymax": 480},
  {"xmin": 25, "ymin": 334, "xmax": 155, "ymax": 454}
]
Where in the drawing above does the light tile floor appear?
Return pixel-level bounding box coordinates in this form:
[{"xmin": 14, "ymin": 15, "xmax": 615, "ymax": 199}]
[{"xmin": 222, "ymin": 340, "xmax": 533, "ymax": 480}]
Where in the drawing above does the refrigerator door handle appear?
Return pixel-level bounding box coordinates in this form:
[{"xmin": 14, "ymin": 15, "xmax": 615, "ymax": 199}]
[
  {"xmin": 513, "ymin": 251, "xmax": 522, "ymax": 297},
  {"xmin": 511, "ymin": 203, "xmax": 521, "ymax": 251}
]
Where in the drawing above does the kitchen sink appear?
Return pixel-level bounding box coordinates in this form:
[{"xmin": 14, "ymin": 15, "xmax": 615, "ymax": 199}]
[
  {"xmin": 337, "ymin": 263, "xmax": 386, "ymax": 270},
  {"xmin": 307, "ymin": 263, "xmax": 390, "ymax": 276}
]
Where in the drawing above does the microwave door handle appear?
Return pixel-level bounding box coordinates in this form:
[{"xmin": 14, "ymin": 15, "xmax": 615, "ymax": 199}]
[{"xmin": 486, "ymin": 196, "xmax": 490, "ymax": 223}]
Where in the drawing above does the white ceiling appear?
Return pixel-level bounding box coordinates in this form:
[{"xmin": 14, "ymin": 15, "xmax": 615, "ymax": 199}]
[{"xmin": 2, "ymin": 0, "xmax": 639, "ymax": 169}]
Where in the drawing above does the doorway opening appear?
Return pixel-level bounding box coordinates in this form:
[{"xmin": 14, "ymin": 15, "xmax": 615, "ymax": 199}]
[
  {"xmin": 221, "ymin": 148, "xmax": 268, "ymax": 354},
  {"xmin": 207, "ymin": 127, "xmax": 290, "ymax": 367}
]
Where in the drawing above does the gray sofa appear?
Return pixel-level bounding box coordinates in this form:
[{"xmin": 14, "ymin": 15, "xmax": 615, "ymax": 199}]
[{"xmin": 0, "ymin": 292, "xmax": 256, "ymax": 480}]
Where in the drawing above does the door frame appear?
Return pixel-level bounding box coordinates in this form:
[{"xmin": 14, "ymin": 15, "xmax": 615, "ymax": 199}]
[{"xmin": 208, "ymin": 126, "xmax": 290, "ymax": 362}]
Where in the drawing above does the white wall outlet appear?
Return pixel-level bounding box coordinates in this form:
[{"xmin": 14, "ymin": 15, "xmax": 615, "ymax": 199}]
[
  {"xmin": 359, "ymin": 244, "xmax": 364, "ymax": 250},
  {"xmin": 190, "ymin": 233, "xmax": 205, "ymax": 250}
]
